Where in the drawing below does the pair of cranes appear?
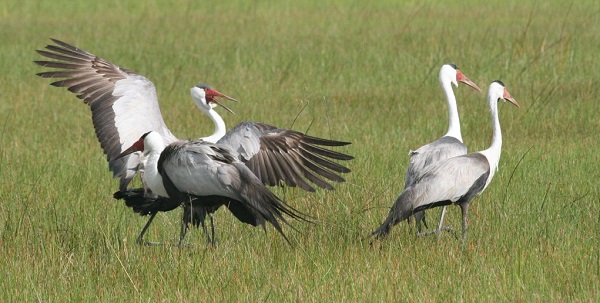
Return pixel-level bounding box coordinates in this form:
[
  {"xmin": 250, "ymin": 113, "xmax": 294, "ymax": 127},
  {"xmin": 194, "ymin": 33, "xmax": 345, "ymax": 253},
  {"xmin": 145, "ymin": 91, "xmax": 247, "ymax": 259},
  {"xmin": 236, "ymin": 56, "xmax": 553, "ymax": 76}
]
[
  {"xmin": 35, "ymin": 39, "xmax": 519, "ymax": 246},
  {"xmin": 371, "ymin": 67, "xmax": 520, "ymax": 243}
]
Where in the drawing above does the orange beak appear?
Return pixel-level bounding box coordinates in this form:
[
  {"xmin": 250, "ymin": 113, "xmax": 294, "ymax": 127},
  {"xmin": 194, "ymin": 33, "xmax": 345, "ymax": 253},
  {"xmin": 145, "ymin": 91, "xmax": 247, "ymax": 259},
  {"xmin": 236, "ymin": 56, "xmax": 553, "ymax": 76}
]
[
  {"xmin": 456, "ymin": 70, "xmax": 482, "ymax": 92},
  {"xmin": 503, "ymin": 88, "xmax": 520, "ymax": 108}
]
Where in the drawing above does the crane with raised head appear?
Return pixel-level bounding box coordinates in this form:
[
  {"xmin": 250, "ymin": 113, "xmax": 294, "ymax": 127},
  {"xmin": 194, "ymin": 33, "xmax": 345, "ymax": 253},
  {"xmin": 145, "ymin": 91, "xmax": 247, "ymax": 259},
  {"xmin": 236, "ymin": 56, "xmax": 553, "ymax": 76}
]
[
  {"xmin": 407, "ymin": 64, "xmax": 481, "ymax": 237},
  {"xmin": 372, "ymin": 81, "xmax": 519, "ymax": 243}
]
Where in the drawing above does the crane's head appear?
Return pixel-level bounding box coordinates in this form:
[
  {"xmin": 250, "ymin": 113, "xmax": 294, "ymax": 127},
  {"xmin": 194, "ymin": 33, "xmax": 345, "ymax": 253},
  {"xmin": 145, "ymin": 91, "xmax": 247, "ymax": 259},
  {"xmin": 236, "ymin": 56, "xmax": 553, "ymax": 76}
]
[
  {"xmin": 488, "ymin": 80, "xmax": 520, "ymax": 108},
  {"xmin": 439, "ymin": 64, "xmax": 481, "ymax": 91},
  {"xmin": 116, "ymin": 131, "xmax": 165, "ymax": 159},
  {"xmin": 191, "ymin": 83, "xmax": 237, "ymax": 115}
]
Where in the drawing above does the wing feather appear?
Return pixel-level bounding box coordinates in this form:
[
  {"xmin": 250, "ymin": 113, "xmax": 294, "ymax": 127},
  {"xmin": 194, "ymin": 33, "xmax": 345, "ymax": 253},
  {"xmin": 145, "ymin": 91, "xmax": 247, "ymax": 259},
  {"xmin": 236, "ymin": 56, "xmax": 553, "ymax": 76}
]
[
  {"xmin": 405, "ymin": 136, "xmax": 467, "ymax": 188},
  {"xmin": 410, "ymin": 153, "xmax": 490, "ymax": 209},
  {"xmin": 35, "ymin": 39, "xmax": 178, "ymax": 190},
  {"xmin": 217, "ymin": 121, "xmax": 352, "ymax": 191}
]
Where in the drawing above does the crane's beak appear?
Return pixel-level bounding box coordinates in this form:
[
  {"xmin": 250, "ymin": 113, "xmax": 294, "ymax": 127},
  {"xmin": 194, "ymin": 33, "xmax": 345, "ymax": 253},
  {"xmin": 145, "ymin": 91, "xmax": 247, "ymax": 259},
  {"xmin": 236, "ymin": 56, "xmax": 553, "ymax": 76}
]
[
  {"xmin": 456, "ymin": 70, "xmax": 482, "ymax": 92},
  {"xmin": 207, "ymin": 88, "xmax": 237, "ymax": 115},
  {"xmin": 503, "ymin": 89, "xmax": 520, "ymax": 108},
  {"xmin": 116, "ymin": 137, "xmax": 144, "ymax": 159}
]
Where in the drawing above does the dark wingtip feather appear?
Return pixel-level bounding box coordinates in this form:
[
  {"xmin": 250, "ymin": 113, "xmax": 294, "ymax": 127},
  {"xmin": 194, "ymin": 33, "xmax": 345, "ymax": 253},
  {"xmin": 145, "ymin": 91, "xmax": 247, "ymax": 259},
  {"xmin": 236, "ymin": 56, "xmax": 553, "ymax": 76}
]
[
  {"xmin": 303, "ymin": 136, "xmax": 352, "ymax": 147},
  {"xmin": 49, "ymin": 38, "xmax": 79, "ymax": 51},
  {"xmin": 300, "ymin": 148, "xmax": 352, "ymax": 174},
  {"xmin": 302, "ymin": 143, "xmax": 354, "ymax": 161}
]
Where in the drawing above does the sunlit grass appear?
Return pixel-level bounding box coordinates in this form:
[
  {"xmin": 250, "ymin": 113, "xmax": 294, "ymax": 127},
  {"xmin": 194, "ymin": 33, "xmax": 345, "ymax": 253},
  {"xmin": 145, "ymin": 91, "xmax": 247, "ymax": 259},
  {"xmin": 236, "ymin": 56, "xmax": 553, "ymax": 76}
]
[{"xmin": 1, "ymin": 0, "xmax": 599, "ymax": 301}]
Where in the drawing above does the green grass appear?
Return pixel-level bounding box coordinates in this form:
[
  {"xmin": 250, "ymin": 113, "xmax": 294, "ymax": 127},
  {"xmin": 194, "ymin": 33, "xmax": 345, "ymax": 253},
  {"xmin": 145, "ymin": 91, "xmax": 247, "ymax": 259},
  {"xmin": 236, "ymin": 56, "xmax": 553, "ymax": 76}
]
[{"xmin": 1, "ymin": 0, "xmax": 599, "ymax": 301}]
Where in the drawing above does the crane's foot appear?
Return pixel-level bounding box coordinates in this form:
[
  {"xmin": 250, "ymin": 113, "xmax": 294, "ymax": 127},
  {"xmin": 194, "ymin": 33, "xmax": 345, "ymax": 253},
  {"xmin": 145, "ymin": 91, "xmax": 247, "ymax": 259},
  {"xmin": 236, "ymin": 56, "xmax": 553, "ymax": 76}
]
[
  {"xmin": 440, "ymin": 225, "xmax": 456, "ymax": 233},
  {"xmin": 417, "ymin": 225, "xmax": 456, "ymax": 237}
]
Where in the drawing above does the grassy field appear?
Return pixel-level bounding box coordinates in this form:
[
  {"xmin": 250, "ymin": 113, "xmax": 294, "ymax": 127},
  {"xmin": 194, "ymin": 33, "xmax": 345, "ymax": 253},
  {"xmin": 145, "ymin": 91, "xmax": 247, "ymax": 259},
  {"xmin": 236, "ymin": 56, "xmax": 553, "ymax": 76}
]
[{"xmin": 1, "ymin": 0, "xmax": 599, "ymax": 301}]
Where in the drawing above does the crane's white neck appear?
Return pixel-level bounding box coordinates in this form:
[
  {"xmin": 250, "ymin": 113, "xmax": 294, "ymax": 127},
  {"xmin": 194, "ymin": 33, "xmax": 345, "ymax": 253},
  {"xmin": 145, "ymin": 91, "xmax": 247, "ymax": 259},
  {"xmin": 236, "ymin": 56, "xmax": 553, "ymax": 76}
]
[
  {"xmin": 479, "ymin": 93, "xmax": 502, "ymax": 186},
  {"xmin": 191, "ymin": 87, "xmax": 227, "ymax": 144},
  {"xmin": 200, "ymin": 108, "xmax": 226, "ymax": 143},
  {"xmin": 142, "ymin": 132, "xmax": 169, "ymax": 197},
  {"xmin": 440, "ymin": 79, "xmax": 462, "ymax": 141}
]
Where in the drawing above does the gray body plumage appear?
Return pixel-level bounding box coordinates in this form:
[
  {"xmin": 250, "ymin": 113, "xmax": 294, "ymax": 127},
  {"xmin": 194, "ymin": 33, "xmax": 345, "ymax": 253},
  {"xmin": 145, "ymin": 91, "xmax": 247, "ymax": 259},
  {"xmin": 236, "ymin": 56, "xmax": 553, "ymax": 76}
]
[
  {"xmin": 406, "ymin": 136, "xmax": 467, "ymax": 229},
  {"xmin": 35, "ymin": 39, "xmax": 352, "ymax": 194},
  {"xmin": 405, "ymin": 136, "xmax": 467, "ymax": 188},
  {"xmin": 373, "ymin": 153, "xmax": 490, "ymax": 238},
  {"xmin": 156, "ymin": 138, "xmax": 307, "ymax": 243}
]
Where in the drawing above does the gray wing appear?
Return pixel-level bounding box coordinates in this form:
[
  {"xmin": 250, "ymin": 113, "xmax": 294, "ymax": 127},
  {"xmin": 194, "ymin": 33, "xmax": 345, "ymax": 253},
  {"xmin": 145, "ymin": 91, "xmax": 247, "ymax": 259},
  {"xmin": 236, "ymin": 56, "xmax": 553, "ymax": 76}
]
[
  {"xmin": 409, "ymin": 153, "xmax": 490, "ymax": 210},
  {"xmin": 35, "ymin": 39, "xmax": 178, "ymax": 190},
  {"xmin": 405, "ymin": 136, "xmax": 467, "ymax": 188},
  {"xmin": 216, "ymin": 121, "xmax": 353, "ymax": 192}
]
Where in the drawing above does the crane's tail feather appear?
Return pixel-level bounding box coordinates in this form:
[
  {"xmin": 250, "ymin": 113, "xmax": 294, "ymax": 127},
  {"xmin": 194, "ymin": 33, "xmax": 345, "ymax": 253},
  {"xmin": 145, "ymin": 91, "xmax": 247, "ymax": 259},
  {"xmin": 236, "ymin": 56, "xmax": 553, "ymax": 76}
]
[
  {"xmin": 235, "ymin": 163, "xmax": 311, "ymax": 245},
  {"xmin": 371, "ymin": 214, "xmax": 397, "ymax": 239},
  {"xmin": 370, "ymin": 192, "xmax": 413, "ymax": 240}
]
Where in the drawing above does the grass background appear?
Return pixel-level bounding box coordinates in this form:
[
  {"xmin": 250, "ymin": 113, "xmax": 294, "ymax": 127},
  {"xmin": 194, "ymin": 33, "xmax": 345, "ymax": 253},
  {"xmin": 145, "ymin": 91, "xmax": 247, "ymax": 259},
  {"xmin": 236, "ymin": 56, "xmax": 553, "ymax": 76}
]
[{"xmin": 1, "ymin": 0, "xmax": 599, "ymax": 301}]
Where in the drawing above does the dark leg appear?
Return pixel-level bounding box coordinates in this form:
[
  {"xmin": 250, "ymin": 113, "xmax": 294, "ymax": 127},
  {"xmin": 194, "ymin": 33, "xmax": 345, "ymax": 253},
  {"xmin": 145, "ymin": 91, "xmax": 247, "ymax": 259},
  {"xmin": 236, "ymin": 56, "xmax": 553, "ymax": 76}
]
[
  {"xmin": 179, "ymin": 202, "xmax": 192, "ymax": 247},
  {"xmin": 136, "ymin": 213, "xmax": 157, "ymax": 245},
  {"xmin": 414, "ymin": 210, "xmax": 428, "ymax": 233},
  {"xmin": 179, "ymin": 220, "xmax": 189, "ymax": 246},
  {"xmin": 208, "ymin": 213, "xmax": 217, "ymax": 246},
  {"xmin": 459, "ymin": 203, "xmax": 470, "ymax": 243},
  {"xmin": 201, "ymin": 219, "xmax": 211, "ymax": 244}
]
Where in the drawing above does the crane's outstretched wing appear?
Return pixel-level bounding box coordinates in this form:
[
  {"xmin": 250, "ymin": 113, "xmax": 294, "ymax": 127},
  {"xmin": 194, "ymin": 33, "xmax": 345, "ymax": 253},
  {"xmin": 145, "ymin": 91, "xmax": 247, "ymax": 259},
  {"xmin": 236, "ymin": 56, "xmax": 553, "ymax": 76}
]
[
  {"xmin": 216, "ymin": 121, "xmax": 353, "ymax": 192},
  {"xmin": 405, "ymin": 136, "xmax": 467, "ymax": 188},
  {"xmin": 35, "ymin": 39, "xmax": 177, "ymax": 190}
]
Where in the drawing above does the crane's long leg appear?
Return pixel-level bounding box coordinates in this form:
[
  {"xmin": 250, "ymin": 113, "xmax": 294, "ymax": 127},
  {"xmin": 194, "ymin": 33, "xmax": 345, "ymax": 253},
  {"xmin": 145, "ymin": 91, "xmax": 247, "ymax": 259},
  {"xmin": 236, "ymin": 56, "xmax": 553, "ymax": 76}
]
[
  {"xmin": 414, "ymin": 211, "xmax": 428, "ymax": 233},
  {"xmin": 208, "ymin": 213, "xmax": 217, "ymax": 246},
  {"xmin": 418, "ymin": 206, "xmax": 456, "ymax": 238},
  {"xmin": 179, "ymin": 202, "xmax": 191, "ymax": 247},
  {"xmin": 435, "ymin": 206, "xmax": 447, "ymax": 239},
  {"xmin": 459, "ymin": 203, "xmax": 470, "ymax": 243},
  {"xmin": 136, "ymin": 213, "xmax": 157, "ymax": 245},
  {"xmin": 438, "ymin": 206, "xmax": 459, "ymax": 240},
  {"xmin": 179, "ymin": 220, "xmax": 190, "ymax": 246},
  {"xmin": 202, "ymin": 220, "xmax": 211, "ymax": 244}
]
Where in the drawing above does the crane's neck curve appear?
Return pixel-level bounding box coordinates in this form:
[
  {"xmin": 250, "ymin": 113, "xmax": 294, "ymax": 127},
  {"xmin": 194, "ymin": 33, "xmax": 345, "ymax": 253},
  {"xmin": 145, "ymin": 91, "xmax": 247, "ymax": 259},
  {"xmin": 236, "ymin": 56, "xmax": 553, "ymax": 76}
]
[
  {"xmin": 200, "ymin": 108, "xmax": 226, "ymax": 143},
  {"xmin": 142, "ymin": 133, "xmax": 169, "ymax": 197},
  {"xmin": 441, "ymin": 79, "xmax": 462, "ymax": 141},
  {"xmin": 479, "ymin": 94, "xmax": 502, "ymax": 187}
]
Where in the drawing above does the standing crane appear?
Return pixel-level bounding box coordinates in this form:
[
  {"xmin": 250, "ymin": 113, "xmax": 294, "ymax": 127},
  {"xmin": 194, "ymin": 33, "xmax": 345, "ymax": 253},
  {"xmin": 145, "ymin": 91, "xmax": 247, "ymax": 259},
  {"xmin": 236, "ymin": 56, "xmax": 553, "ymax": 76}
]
[
  {"xmin": 35, "ymin": 39, "xmax": 353, "ymax": 244},
  {"xmin": 407, "ymin": 64, "xmax": 481, "ymax": 236},
  {"xmin": 372, "ymin": 81, "xmax": 519, "ymax": 242}
]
